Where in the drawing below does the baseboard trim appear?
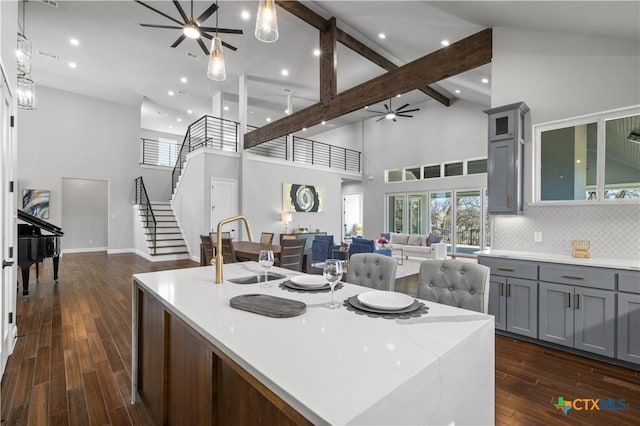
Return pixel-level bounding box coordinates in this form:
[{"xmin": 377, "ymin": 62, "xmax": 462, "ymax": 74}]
[
  {"xmin": 62, "ymin": 247, "xmax": 108, "ymax": 254},
  {"xmin": 107, "ymin": 248, "xmax": 136, "ymax": 254}
]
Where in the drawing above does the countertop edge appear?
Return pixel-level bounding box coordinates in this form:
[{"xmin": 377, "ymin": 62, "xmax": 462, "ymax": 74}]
[{"xmin": 475, "ymin": 250, "xmax": 640, "ymax": 271}]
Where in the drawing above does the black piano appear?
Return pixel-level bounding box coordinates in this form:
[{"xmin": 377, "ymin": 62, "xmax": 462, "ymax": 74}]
[{"xmin": 17, "ymin": 209, "xmax": 63, "ymax": 295}]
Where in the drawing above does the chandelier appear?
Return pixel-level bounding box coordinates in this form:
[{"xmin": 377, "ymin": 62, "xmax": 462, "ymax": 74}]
[{"xmin": 17, "ymin": 0, "xmax": 37, "ymax": 110}]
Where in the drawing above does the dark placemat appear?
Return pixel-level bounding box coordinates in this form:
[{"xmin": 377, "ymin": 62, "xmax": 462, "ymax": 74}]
[
  {"xmin": 279, "ymin": 281, "xmax": 344, "ymax": 293},
  {"xmin": 344, "ymin": 295, "xmax": 428, "ymax": 319},
  {"xmin": 230, "ymin": 294, "xmax": 306, "ymax": 318}
]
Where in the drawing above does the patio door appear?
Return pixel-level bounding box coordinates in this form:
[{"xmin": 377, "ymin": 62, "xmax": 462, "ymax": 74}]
[{"xmin": 342, "ymin": 193, "xmax": 362, "ymax": 240}]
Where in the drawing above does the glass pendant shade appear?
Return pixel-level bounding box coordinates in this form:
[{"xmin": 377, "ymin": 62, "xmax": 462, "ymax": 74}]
[
  {"xmin": 207, "ymin": 37, "xmax": 226, "ymax": 81},
  {"xmin": 17, "ymin": 74, "xmax": 37, "ymax": 110},
  {"xmin": 255, "ymin": 0, "xmax": 278, "ymax": 43},
  {"xmin": 17, "ymin": 33, "xmax": 32, "ymax": 74}
]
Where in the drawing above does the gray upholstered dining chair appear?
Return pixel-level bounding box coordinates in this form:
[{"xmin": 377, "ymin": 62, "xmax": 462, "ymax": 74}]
[
  {"xmin": 417, "ymin": 259, "xmax": 490, "ymax": 313},
  {"xmin": 345, "ymin": 253, "xmax": 397, "ymax": 291},
  {"xmin": 260, "ymin": 232, "xmax": 275, "ymax": 245}
]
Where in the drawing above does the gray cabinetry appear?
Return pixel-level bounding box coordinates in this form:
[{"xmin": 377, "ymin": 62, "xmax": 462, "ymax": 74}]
[
  {"xmin": 484, "ymin": 102, "xmax": 529, "ymax": 215},
  {"xmin": 539, "ymin": 282, "xmax": 615, "ymax": 357},
  {"xmin": 478, "ymin": 257, "xmax": 537, "ymax": 338},
  {"xmin": 617, "ymin": 293, "xmax": 640, "ymax": 365}
]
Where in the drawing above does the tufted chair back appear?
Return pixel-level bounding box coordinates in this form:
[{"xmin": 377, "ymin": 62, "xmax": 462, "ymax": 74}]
[
  {"xmin": 417, "ymin": 260, "xmax": 490, "ymax": 313},
  {"xmin": 345, "ymin": 253, "xmax": 397, "ymax": 291}
]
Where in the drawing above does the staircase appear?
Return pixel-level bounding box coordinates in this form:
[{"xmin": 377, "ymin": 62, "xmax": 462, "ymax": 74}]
[{"xmin": 140, "ymin": 202, "xmax": 189, "ymax": 258}]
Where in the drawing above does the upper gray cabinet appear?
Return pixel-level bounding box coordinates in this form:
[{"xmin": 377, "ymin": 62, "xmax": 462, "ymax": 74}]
[{"xmin": 484, "ymin": 102, "xmax": 529, "ymax": 214}]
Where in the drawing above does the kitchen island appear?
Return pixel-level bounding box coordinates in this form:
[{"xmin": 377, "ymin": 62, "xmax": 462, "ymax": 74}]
[{"xmin": 131, "ymin": 262, "xmax": 495, "ymax": 425}]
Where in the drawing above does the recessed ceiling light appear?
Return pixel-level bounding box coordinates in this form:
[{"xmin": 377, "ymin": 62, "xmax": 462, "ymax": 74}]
[
  {"xmin": 69, "ymin": 38, "xmax": 79, "ymax": 46},
  {"xmin": 364, "ymin": 106, "xmax": 368, "ymax": 109},
  {"xmin": 266, "ymin": 117, "xmax": 271, "ymax": 122},
  {"xmin": 378, "ymin": 33, "xmax": 386, "ymax": 40},
  {"xmin": 321, "ymin": 120, "xmax": 326, "ymax": 125},
  {"xmin": 396, "ymin": 94, "xmax": 401, "ymax": 98},
  {"xmin": 481, "ymin": 78, "xmax": 489, "ymax": 84},
  {"xmin": 169, "ymin": 125, "xmax": 173, "ymax": 129},
  {"xmin": 177, "ymin": 118, "xmax": 182, "ymax": 122},
  {"xmin": 313, "ymin": 49, "xmax": 320, "ymax": 57},
  {"xmin": 187, "ymin": 109, "xmax": 192, "ymax": 114},
  {"xmin": 441, "ymin": 40, "xmax": 450, "ymax": 47},
  {"xmin": 455, "ymin": 89, "xmax": 461, "ymax": 94},
  {"xmin": 223, "ymin": 105, "xmax": 229, "ymax": 111},
  {"xmin": 168, "ymin": 90, "xmax": 175, "ymax": 96},
  {"xmin": 281, "ymin": 69, "xmax": 289, "ymax": 77},
  {"xmin": 284, "ymin": 109, "xmax": 289, "ymax": 114},
  {"xmin": 68, "ymin": 62, "xmax": 77, "ymax": 69},
  {"xmin": 302, "ymin": 127, "xmax": 307, "ymax": 131},
  {"xmin": 241, "ymin": 10, "xmax": 250, "ymax": 20},
  {"xmin": 180, "ymin": 77, "xmax": 187, "ymax": 83},
  {"xmin": 249, "ymin": 110, "xmax": 255, "ymax": 114}
]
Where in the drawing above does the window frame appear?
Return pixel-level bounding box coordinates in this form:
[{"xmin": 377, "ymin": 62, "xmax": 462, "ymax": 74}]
[{"xmin": 533, "ymin": 105, "xmax": 640, "ymax": 205}]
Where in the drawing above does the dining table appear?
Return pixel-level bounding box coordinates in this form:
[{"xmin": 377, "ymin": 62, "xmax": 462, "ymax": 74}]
[
  {"xmin": 131, "ymin": 262, "xmax": 495, "ymax": 425},
  {"xmin": 233, "ymin": 240, "xmax": 282, "ymax": 261}
]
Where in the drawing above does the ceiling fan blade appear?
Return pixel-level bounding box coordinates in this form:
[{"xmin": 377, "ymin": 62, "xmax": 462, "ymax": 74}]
[
  {"xmin": 201, "ymin": 32, "xmax": 212, "ymax": 40},
  {"xmin": 399, "ymin": 108, "xmax": 420, "ymax": 113},
  {"xmin": 199, "ymin": 27, "xmax": 244, "ymax": 35},
  {"xmin": 367, "ymin": 110, "xmax": 386, "ymax": 114},
  {"xmin": 384, "ymin": 104, "xmax": 389, "ymax": 111},
  {"xmin": 375, "ymin": 117, "xmax": 385, "ymax": 123},
  {"xmin": 135, "ymin": 1, "xmax": 184, "ymax": 26},
  {"xmin": 170, "ymin": 34, "xmax": 187, "ymax": 48},
  {"xmin": 140, "ymin": 23, "xmax": 183, "ymax": 29},
  {"xmin": 221, "ymin": 40, "xmax": 238, "ymax": 51},
  {"xmin": 197, "ymin": 38, "xmax": 210, "ymax": 55},
  {"xmin": 397, "ymin": 114, "xmax": 414, "ymax": 118},
  {"xmin": 172, "ymin": 0, "xmax": 189, "ymax": 22},
  {"xmin": 396, "ymin": 103, "xmax": 410, "ymax": 112},
  {"xmin": 196, "ymin": 2, "xmax": 219, "ymax": 24}
]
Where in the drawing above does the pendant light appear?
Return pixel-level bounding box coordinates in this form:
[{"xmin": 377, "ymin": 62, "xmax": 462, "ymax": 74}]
[
  {"xmin": 17, "ymin": 0, "xmax": 37, "ymax": 110},
  {"xmin": 207, "ymin": 1, "xmax": 226, "ymax": 81},
  {"xmin": 255, "ymin": 0, "xmax": 278, "ymax": 43}
]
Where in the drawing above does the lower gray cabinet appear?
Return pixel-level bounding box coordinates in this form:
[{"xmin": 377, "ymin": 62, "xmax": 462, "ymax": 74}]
[
  {"xmin": 617, "ymin": 293, "xmax": 640, "ymax": 365},
  {"xmin": 539, "ymin": 282, "xmax": 615, "ymax": 357},
  {"xmin": 490, "ymin": 276, "xmax": 537, "ymax": 338}
]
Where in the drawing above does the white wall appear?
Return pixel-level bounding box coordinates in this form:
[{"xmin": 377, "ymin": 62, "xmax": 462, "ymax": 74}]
[
  {"xmin": 310, "ymin": 121, "xmax": 363, "ymax": 151},
  {"xmin": 491, "ymin": 27, "xmax": 640, "ymax": 259},
  {"xmin": 17, "ymin": 86, "xmax": 141, "ymax": 251}
]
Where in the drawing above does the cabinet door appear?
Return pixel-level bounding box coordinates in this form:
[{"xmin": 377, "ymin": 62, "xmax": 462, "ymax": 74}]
[
  {"xmin": 506, "ymin": 278, "xmax": 538, "ymax": 338},
  {"xmin": 539, "ymin": 282, "xmax": 574, "ymax": 348},
  {"xmin": 488, "ymin": 276, "xmax": 507, "ymax": 331},
  {"xmin": 574, "ymin": 287, "xmax": 615, "ymax": 357},
  {"xmin": 488, "ymin": 140, "xmax": 516, "ymax": 214},
  {"xmin": 488, "ymin": 110, "xmax": 515, "ymax": 141},
  {"xmin": 617, "ymin": 293, "xmax": 640, "ymax": 365}
]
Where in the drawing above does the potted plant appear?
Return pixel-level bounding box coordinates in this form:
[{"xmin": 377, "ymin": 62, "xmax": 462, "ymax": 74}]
[{"xmin": 377, "ymin": 237, "xmax": 388, "ymax": 248}]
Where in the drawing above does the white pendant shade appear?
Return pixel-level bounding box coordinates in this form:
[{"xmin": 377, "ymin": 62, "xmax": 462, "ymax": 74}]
[
  {"xmin": 207, "ymin": 36, "xmax": 226, "ymax": 81},
  {"xmin": 255, "ymin": 0, "xmax": 278, "ymax": 43}
]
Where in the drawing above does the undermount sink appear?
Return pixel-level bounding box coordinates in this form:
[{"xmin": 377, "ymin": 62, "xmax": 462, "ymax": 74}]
[{"xmin": 228, "ymin": 272, "xmax": 287, "ymax": 284}]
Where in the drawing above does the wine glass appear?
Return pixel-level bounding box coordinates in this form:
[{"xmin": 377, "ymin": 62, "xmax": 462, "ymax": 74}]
[
  {"xmin": 258, "ymin": 250, "xmax": 274, "ymax": 288},
  {"xmin": 323, "ymin": 259, "xmax": 343, "ymax": 309}
]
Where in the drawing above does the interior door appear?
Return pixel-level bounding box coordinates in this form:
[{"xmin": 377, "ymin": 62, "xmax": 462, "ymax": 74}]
[
  {"xmin": 210, "ymin": 178, "xmax": 237, "ymax": 238},
  {"xmin": 1, "ymin": 68, "xmax": 16, "ymax": 373},
  {"xmin": 342, "ymin": 193, "xmax": 362, "ymax": 240}
]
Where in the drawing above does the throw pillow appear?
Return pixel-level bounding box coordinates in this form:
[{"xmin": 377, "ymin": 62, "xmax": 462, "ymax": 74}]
[
  {"xmin": 407, "ymin": 234, "xmax": 422, "ymax": 246},
  {"xmin": 390, "ymin": 232, "xmax": 409, "ymax": 245},
  {"xmin": 426, "ymin": 233, "xmax": 443, "ymax": 246},
  {"xmin": 420, "ymin": 235, "xmax": 428, "ymax": 246}
]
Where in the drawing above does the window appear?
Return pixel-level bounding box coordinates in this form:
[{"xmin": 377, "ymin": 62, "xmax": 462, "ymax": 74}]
[
  {"xmin": 444, "ymin": 162, "xmax": 463, "ymax": 177},
  {"xmin": 535, "ymin": 106, "xmax": 640, "ymax": 202},
  {"xmin": 387, "ymin": 169, "xmax": 403, "ymax": 183},
  {"xmin": 467, "ymin": 159, "xmax": 487, "ymax": 174},
  {"xmin": 385, "ymin": 157, "xmax": 487, "ymax": 183},
  {"xmin": 405, "ymin": 167, "xmax": 421, "ymax": 180},
  {"xmin": 423, "ymin": 164, "xmax": 441, "ymax": 179}
]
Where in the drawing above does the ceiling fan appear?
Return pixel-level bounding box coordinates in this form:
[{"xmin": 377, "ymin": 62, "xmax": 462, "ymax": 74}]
[
  {"xmin": 368, "ymin": 99, "xmax": 420, "ymax": 122},
  {"xmin": 135, "ymin": 0, "xmax": 243, "ymax": 55}
]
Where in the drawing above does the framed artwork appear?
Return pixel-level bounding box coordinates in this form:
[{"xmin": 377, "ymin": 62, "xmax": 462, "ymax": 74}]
[
  {"xmin": 22, "ymin": 189, "xmax": 50, "ymax": 219},
  {"xmin": 283, "ymin": 183, "xmax": 324, "ymax": 212}
]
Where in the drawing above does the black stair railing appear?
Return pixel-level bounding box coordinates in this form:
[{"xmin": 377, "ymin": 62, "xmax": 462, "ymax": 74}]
[{"xmin": 135, "ymin": 176, "xmax": 157, "ymax": 255}]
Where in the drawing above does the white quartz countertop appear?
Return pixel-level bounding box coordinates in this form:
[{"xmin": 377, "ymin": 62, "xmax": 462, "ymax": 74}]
[
  {"xmin": 132, "ymin": 262, "xmax": 494, "ymax": 425},
  {"xmin": 475, "ymin": 249, "xmax": 640, "ymax": 271}
]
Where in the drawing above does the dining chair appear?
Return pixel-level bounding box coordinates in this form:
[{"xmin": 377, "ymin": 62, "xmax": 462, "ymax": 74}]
[
  {"xmin": 416, "ymin": 259, "xmax": 490, "ymax": 313},
  {"xmin": 200, "ymin": 234, "xmax": 214, "ymax": 265},
  {"xmin": 209, "ymin": 232, "xmax": 236, "ymax": 264},
  {"xmin": 279, "ymin": 234, "xmax": 297, "ymax": 245},
  {"xmin": 260, "ymin": 232, "xmax": 275, "ymax": 245},
  {"xmin": 277, "ymin": 238, "xmax": 306, "ymax": 272},
  {"xmin": 345, "ymin": 253, "xmax": 397, "ymax": 291}
]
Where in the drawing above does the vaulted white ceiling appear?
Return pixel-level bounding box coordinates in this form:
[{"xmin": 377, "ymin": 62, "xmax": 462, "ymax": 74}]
[{"xmin": 22, "ymin": 1, "xmax": 639, "ymax": 138}]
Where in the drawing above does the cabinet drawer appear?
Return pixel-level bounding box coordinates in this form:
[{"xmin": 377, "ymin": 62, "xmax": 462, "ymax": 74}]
[
  {"xmin": 539, "ymin": 264, "xmax": 615, "ymax": 290},
  {"xmin": 619, "ymin": 271, "xmax": 640, "ymax": 294},
  {"xmin": 478, "ymin": 257, "xmax": 537, "ymax": 280}
]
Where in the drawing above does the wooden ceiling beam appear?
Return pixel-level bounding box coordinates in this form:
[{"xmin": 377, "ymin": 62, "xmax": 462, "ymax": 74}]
[
  {"xmin": 276, "ymin": 0, "xmax": 450, "ymax": 106},
  {"xmin": 319, "ymin": 18, "xmax": 338, "ymax": 105},
  {"xmin": 245, "ymin": 29, "xmax": 491, "ymax": 149}
]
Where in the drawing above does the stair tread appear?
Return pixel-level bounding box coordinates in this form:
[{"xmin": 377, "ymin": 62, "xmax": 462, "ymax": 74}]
[{"xmin": 150, "ymin": 251, "xmax": 189, "ymax": 256}]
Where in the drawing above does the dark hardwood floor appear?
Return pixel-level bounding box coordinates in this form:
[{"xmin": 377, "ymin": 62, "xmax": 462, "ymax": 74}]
[{"xmin": 1, "ymin": 252, "xmax": 639, "ymax": 425}]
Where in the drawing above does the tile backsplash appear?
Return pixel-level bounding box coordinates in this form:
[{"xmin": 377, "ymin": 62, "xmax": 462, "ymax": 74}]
[{"xmin": 493, "ymin": 204, "xmax": 640, "ymax": 260}]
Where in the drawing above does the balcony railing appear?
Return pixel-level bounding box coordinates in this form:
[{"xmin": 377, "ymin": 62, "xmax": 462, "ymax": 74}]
[
  {"xmin": 246, "ymin": 125, "xmax": 287, "ymax": 160},
  {"xmin": 292, "ymin": 136, "xmax": 361, "ymax": 173},
  {"xmin": 140, "ymin": 138, "xmax": 180, "ymax": 167}
]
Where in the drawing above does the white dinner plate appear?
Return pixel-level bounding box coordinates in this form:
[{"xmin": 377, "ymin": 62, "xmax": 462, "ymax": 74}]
[
  {"xmin": 289, "ymin": 275, "xmax": 328, "ymax": 288},
  {"xmin": 357, "ymin": 291, "xmax": 415, "ymax": 311}
]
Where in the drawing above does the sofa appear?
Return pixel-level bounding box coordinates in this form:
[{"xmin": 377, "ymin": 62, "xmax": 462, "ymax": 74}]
[
  {"xmin": 349, "ymin": 237, "xmax": 391, "ymax": 258},
  {"xmin": 381, "ymin": 232, "xmax": 447, "ymax": 260}
]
